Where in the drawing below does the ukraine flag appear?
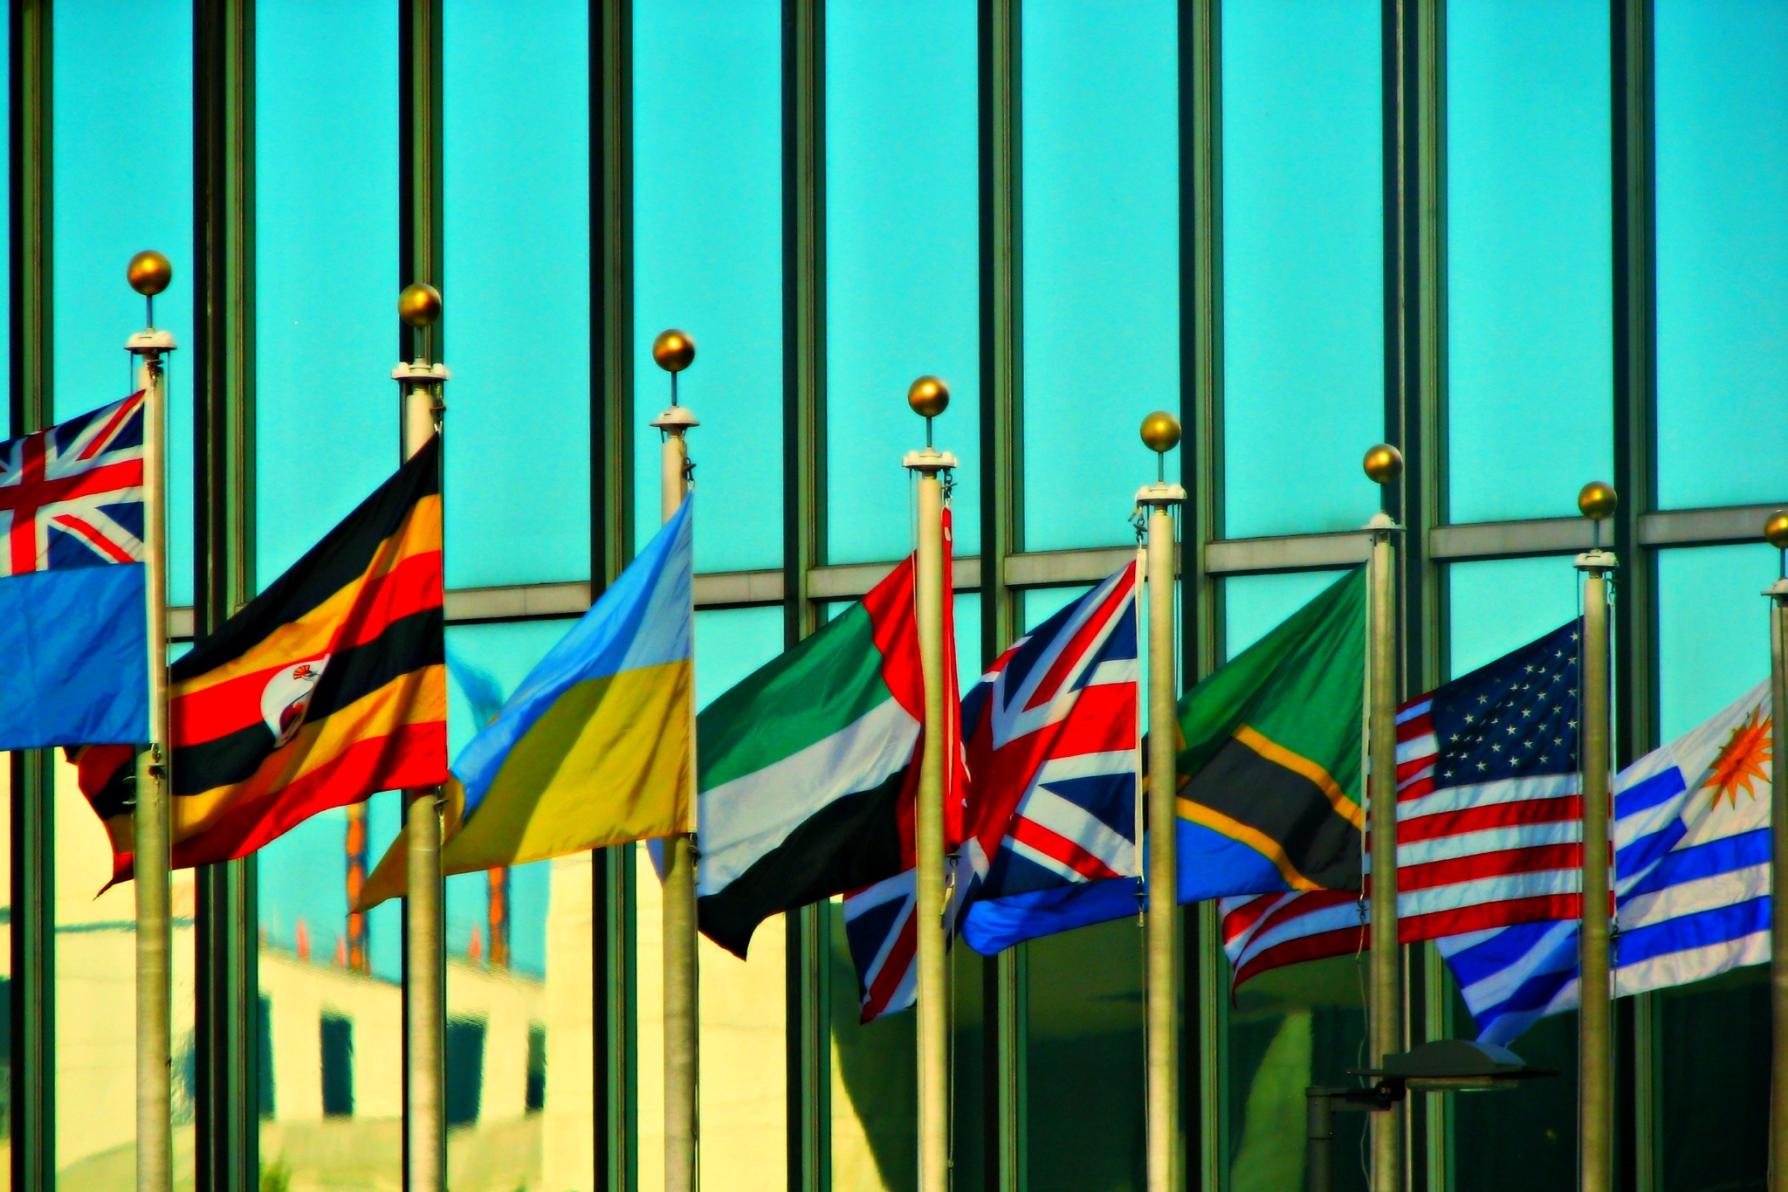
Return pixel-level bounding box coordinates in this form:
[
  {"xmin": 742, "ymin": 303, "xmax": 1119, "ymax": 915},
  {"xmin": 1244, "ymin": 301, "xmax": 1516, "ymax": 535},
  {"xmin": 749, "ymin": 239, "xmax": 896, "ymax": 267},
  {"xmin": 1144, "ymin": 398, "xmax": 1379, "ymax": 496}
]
[{"xmin": 357, "ymin": 497, "xmax": 694, "ymax": 910}]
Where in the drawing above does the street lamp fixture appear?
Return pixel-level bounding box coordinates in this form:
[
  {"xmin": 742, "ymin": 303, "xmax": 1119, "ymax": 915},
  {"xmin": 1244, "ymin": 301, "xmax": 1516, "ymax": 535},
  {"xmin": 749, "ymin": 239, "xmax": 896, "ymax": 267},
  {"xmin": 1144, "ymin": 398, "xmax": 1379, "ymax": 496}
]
[{"xmin": 1306, "ymin": 1040, "xmax": 1552, "ymax": 1192}]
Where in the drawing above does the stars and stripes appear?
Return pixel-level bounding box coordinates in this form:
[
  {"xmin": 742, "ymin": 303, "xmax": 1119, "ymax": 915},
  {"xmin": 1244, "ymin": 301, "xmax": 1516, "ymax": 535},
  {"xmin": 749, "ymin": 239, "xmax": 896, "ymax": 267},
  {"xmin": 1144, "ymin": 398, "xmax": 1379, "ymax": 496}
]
[
  {"xmin": 1220, "ymin": 619, "xmax": 1586, "ymax": 989},
  {"xmin": 843, "ymin": 562, "xmax": 1140, "ymax": 1021},
  {"xmin": 0, "ymin": 392, "xmax": 146, "ymax": 577}
]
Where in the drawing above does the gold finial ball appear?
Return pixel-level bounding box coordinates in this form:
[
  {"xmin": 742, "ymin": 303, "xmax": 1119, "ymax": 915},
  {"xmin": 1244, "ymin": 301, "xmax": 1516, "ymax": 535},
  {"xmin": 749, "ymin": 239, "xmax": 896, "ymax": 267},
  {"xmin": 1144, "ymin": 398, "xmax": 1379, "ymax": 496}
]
[
  {"xmin": 1140, "ymin": 411, "xmax": 1181, "ymax": 454},
  {"xmin": 398, "ymin": 282, "xmax": 442, "ymax": 328},
  {"xmin": 1578, "ymin": 481, "xmax": 1619, "ymax": 521},
  {"xmin": 1363, "ymin": 443, "xmax": 1404, "ymax": 486},
  {"xmin": 1764, "ymin": 511, "xmax": 1788, "ymax": 551},
  {"xmin": 653, "ymin": 329, "xmax": 696, "ymax": 373},
  {"xmin": 908, "ymin": 375, "xmax": 950, "ymax": 419},
  {"xmin": 127, "ymin": 250, "xmax": 172, "ymax": 297}
]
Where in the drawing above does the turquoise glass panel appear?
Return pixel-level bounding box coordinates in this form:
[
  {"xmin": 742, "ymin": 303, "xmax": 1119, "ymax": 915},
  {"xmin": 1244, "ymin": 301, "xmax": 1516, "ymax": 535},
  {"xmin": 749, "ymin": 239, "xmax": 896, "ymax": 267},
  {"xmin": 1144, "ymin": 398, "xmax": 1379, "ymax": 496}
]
[
  {"xmin": 1651, "ymin": 544, "xmax": 1775, "ymax": 1190},
  {"xmin": 1446, "ymin": 557, "xmax": 1581, "ymax": 1190},
  {"xmin": 52, "ymin": 1, "xmax": 195, "ymax": 607},
  {"xmin": 1446, "ymin": 0, "xmax": 1612, "ymax": 522},
  {"xmin": 1021, "ymin": 0, "xmax": 1179, "ymax": 551},
  {"xmin": 255, "ymin": 0, "xmax": 398, "ymax": 587},
  {"xmin": 444, "ymin": 0, "xmax": 590, "ymax": 587},
  {"xmin": 826, "ymin": 0, "xmax": 980, "ymax": 563},
  {"xmin": 1655, "ymin": 1, "xmax": 1788, "ymax": 510},
  {"xmin": 633, "ymin": 0, "xmax": 782, "ymax": 572},
  {"xmin": 1221, "ymin": 0, "xmax": 1382, "ymax": 539}
]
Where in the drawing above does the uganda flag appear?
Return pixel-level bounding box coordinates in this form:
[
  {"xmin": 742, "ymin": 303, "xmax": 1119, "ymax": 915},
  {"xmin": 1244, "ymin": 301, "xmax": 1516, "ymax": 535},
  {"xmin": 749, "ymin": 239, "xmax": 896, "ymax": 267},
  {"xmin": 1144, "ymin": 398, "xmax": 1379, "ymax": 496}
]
[{"xmin": 75, "ymin": 438, "xmax": 447, "ymax": 883}]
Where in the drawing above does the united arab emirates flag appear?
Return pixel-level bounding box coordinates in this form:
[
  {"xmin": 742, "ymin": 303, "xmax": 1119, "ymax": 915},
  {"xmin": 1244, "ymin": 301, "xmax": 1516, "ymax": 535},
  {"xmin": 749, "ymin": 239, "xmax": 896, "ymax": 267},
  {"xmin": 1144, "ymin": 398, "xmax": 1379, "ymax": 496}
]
[
  {"xmin": 1175, "ymin": 565, "xmax": 1366, "ymax": 898},
  {"xmin": 695, "ymin": 515, "xmax": 961, "ymax": 958}
]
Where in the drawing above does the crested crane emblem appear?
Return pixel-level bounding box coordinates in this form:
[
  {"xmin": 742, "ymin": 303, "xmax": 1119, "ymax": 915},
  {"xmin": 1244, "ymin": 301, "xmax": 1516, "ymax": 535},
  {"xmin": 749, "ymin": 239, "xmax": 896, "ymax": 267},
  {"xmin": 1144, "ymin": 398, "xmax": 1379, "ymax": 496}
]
[{"xmin": 260, "ymin": 657, "xmax": 329, "ymax": 748}]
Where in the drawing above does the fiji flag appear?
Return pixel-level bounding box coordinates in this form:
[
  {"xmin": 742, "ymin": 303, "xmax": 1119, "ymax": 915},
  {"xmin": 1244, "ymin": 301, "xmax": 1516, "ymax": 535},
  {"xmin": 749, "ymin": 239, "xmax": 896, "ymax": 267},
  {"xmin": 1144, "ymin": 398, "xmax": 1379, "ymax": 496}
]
[
  {"xmin": 844, "ymin": 562, "xmax": 1140, "ymax": 1019},
  {"xmin": 0, "ymin": 394, "xmax": 149, "ymax": 748}
]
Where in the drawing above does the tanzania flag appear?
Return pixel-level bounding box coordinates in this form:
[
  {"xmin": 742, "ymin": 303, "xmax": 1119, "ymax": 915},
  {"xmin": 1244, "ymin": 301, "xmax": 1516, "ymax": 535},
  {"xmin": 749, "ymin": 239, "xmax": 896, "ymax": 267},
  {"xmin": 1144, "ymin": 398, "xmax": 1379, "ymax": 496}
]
[
  {"xmin": 695, "ymin": 513, "xmax": 962, "ymax": 958},
  {"xmin": 1172, "ymin": 565, "xmax": 1365, "ymax": 897},
  {"xmin": 354, "ymin": 497, "xmax": 696, "ymax": 911},
  {"xmin": 76, "ymin": 438, "xmax": 447, "ymax": 882}
]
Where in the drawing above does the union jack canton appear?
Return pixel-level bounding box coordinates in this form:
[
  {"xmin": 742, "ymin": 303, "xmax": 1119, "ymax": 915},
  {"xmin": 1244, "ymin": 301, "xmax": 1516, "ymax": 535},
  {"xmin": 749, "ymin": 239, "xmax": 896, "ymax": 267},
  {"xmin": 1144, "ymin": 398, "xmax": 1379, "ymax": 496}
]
[
  {"xmin": 0, "ymin": 392, "xmax": 146, "ymax": 576},
  {"xmin": 844, "ymin": 562, "xmax": 1141, "ymax": 1022}
]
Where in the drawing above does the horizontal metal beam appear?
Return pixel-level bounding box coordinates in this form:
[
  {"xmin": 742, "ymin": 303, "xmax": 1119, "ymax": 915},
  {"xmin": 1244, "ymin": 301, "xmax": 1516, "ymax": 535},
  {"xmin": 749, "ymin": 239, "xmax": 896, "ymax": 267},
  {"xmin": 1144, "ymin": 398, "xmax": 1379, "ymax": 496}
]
[{"xmin": 162, "ymin": 503, "xmax": 1787, "ymax": 637}]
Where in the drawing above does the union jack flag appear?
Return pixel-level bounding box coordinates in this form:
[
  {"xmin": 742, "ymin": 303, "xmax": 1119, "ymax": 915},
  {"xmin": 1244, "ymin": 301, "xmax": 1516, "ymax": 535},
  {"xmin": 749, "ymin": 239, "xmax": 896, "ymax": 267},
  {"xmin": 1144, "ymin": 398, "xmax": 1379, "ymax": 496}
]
[
  {"xmin": 844, "ymin": 562, "xmax": 1141, "ymax": 1021},
  {"xmin": 0, "ymin": 393, "xmax": 146, "ymax": 578}
]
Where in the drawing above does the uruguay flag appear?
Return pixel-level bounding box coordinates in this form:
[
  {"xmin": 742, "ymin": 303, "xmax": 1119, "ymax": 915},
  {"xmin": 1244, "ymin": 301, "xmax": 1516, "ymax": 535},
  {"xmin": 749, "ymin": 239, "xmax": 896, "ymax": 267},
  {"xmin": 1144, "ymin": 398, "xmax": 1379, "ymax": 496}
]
[
  {"xmin": 0, "ymin": 394, "xmax": 150, "ymax": 749},
  {"xmin": 1443, "ymin": 680, "xmax": 1772, "ymax": 1044}
]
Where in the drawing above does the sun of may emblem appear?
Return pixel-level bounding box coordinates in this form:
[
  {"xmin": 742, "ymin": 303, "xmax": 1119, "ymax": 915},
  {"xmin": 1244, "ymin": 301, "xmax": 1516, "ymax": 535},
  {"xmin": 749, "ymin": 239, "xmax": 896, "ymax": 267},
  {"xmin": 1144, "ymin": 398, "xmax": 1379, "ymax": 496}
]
[{"xmin": 1704, "ymin": 707, "xmax": 1772, "ymax": 809}]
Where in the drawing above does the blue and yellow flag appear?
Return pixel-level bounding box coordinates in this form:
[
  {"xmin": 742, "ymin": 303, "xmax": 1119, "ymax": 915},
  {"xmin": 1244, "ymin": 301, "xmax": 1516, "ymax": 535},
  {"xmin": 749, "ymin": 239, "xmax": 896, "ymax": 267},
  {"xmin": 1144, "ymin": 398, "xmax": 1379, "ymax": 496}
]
[{"xmin": 356, "ymin": 498, "xmax": 694, "ymax": 910}]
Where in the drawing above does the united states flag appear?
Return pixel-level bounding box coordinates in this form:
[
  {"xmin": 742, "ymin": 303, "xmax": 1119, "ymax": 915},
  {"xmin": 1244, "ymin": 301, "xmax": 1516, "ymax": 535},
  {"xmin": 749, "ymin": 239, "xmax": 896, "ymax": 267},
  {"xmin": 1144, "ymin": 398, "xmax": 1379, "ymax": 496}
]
[
  {"xmin": 1221, "ymin": 619, "xmax": 1584, "ymax": 988},
  {"xmin": 0, "ymin": 392, "xmax": 146, "ymax": 577},
  {"xmin": 844, "ymin": 563, "xmax": 1140, "ymax": 1021}
]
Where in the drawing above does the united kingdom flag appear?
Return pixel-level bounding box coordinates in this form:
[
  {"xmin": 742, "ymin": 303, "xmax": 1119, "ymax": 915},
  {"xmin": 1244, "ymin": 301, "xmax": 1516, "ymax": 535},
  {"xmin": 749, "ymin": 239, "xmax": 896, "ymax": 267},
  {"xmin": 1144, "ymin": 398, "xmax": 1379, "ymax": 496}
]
[
  {"xmin": 844, "ymin": 562, "xmax": 1141, "ymax": 1021},
  {"xmin": 0, "ymin": 393, "xmax": 150, "ymax": 750},
  {"xmin": 0, "ymin": 392, "xmax": 146, "ymax": 576}
]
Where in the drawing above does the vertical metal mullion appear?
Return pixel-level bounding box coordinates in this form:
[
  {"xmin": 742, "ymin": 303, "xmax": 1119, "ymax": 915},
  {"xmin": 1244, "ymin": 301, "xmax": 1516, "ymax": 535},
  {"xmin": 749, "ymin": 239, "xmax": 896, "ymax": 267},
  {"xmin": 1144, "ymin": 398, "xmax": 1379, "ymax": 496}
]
[
  {"xmin": 781, "ymin": 0, "xmax": 829, "ymax": 1187},
  {"xmin": 1179, "ymin": 0, "xmax": 1225, "ymax": 1188},
  {"xmin": 397, "ymin": 1, "xmax": 445, "ymax": 1185},
  {"xmin": 1610, "ymin": 2, "xmax": 1658, "ymax": 1187},
  {"xmin": 977, "ymin": 1, "xmax": 1022, "ymax": 1187},
  {"xmin": 1384, "ymin": 0, "xmax": 1447, "ymax": 1187},
  {"xmin": 7, "ymin": 2, "xmax": 54, "ymax": 1185},
  {"xmin": 192, "ymin": 0, "xmax": 259, "ymax": 1186},
  {"xmin": 592, "ymin": 0, "xmax": 638, "ymax": 1187}
]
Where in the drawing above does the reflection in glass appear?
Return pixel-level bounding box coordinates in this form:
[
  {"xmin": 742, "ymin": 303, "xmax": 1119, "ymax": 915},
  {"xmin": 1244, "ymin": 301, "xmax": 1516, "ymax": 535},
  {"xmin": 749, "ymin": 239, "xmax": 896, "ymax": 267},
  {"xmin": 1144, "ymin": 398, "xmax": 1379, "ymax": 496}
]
[
  {"xmin": 633, "ymin": 0, "xmax": 783, "ymax": 572},
  {"xmin": 1221, "ymin": 0, "xmax": 1381, "ymax": 539},
  {"xmin": 444, "ymin": 0, "xmax": 591, "ymax": 588},
  {"xmin": 1446, "ymin": 0, "xmax": 1611, "ymax": 522},
  {"xmin": 1655, "ymin": 1, "xmax": 1788, "ymax": 509},
  {"xmin": 1021, "ymin": 0, "xmax": 1178, "ymax": 551},
  {"xmin": 826, "ymin": 0, "xmax": 980, "ymax": 563}
]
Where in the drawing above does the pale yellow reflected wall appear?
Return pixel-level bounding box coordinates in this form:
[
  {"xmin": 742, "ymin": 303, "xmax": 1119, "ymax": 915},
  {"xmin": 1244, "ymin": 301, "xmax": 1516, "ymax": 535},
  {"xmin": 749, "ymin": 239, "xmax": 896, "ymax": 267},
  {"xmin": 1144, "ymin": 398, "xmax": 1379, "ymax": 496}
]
[
  {"xmin": 51, "ymin": 754, "xmax": 197, "ymax": 1187},
  {"xmin": 635, "ymin": 842, "xmax": 786, "ymax": 1188}
]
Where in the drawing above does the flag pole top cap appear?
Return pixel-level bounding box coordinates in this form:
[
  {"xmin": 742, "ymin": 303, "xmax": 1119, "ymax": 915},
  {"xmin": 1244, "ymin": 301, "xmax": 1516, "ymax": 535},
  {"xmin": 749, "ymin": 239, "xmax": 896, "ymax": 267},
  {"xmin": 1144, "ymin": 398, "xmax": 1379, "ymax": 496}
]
[
  {"xmin": 1765, "ymin": 511, "xmax": 1788, "ymax": 551},
  {"xmin": 1578, "ymin": 481, "xmax": 1618, "ymax": 521},
  {"xmin": 1363, "ymin": 443, "xmax": 1403, "ymax": 486},
  {"xmin": 127, "ymin": 250, "xmax": 172, "ymax": 297},
  {"xmin": 653, "ymin": 329, "xmax": 696, "ymax": 373},
  {"xmin": 398, "ymin": 283, "xmax": 442, "ymax": 328},
  {"xmin": 1140, "ymin": 411, "xmax": 1181, "ymax": 454},
  {"xmin": 908, "ymin": 375, "xmax": 950, "ymax": 418}
]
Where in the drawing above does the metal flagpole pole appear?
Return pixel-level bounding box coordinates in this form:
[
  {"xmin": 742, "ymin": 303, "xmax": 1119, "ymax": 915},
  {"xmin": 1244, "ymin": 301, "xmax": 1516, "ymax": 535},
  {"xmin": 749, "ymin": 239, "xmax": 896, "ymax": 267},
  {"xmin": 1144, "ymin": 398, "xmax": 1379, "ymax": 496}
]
[
  {"xmin": 1763, "ymin": 511, "xmax": 1788, "ymax": 1192},
  {"xmin": 1575, "ymin": 480, "xmax": 1618, "ymax": 1192},
  {"xmin": 904, "ymin": 376, "xmax": 956, "ymax": 1192},
  {"xmin": 395, "ymin": 282, "xmax": 448, "ymax": 1190},
  {"xmin": 126, "ymin": 250, "xmax": 176, "ymax": 1192},
  {"xmin": 1138, "ymin": 412, "xmax": 1186, "ymax": 1192},
  {"xmin": 651, "ymin": 328, "xmax": 701, "ymax": 1192},
  {"xmin": 1363, "ymin": 443, "xmax": 1405, "ymax": 1192}
]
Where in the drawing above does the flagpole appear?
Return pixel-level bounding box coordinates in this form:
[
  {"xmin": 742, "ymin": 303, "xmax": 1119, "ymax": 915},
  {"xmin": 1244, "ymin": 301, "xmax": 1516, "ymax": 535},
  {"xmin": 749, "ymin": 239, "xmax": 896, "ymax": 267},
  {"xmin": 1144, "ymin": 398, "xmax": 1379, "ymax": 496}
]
[
  {"xmin": 1575, "ymin": 480, "xmax": 1618, "ymax": 1192},
  {"xmin": 1763, "ymin": 511, "xmax": 1788, "ymax": 1192},
  {"xmin": 1138, "ymin": 412, "xmax": 1185, "ymax": 1192},
  {"xmin": 905, "ymin": 376, "xmax": 956, "ymax": 1192},
  {"xmin": 1363, "ymin": 443, "xmax": 1405, "ymax": 1192},
  {"xmin": 651, "ymin": 328, "xmax": 701, "ymax": 1192},
  {"xmin": 395, "ymin": 281, "xmax": 448, "ymax": 1191},
  {"xmin": 126, "ymin": 250, "xmax": 176, "ymax": 1192}
]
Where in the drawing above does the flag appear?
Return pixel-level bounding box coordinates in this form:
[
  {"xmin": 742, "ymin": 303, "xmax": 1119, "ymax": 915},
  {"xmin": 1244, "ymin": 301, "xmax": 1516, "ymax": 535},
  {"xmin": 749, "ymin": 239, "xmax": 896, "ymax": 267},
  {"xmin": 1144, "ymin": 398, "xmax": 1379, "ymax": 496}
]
[
  {"xmin": 356, "ymin": 497, "xmax": 695, "ymax": 910},
  {"xmin": 1442, "ymin": 681, "xmax": 1771, "ymax": 1045},
  {"xmin": 75, "ymin": 437, "xmax": 447, "ymax": 882},
  {"xmin": 1221, "ymin": 618, "xmax": 1586, "ymax": 989},
  {"xmin": 845, "ymin": 562, "xmax": 1142, "ymax": 1020},
  {"xmin": 696, "ymin": 512, "xmax": 961, "ymax": 959},
  {"xmin": 0, "ymin": 393, "xmax": 149, "ymax": 748}
]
